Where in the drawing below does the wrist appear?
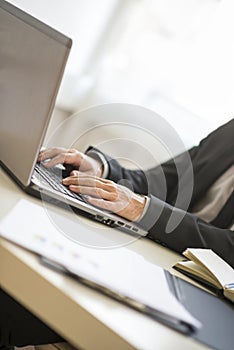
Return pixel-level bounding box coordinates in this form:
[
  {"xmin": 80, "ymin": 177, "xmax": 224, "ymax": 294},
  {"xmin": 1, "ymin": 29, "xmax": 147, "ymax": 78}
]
[
  {"xmin": 86, "ymin": 150, "xmax": 108, "ymax": 178},
  {"xmin": 90, "ymin": 157, "xmax": 103, "ymax": 177},
  {"xmin": 128, "ymin": 194, "xmax": 147, "ymax": 222}
]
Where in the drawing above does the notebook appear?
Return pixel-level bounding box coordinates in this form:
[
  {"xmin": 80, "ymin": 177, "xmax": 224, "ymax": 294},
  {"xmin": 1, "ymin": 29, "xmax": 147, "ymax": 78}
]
[
  {"xmin": 173, "ymin": 248, "xmax": 234, "ymax": 302},
  {"xmin": 0, "ymin": 0, "xmax": 146, "ymax": 237}
]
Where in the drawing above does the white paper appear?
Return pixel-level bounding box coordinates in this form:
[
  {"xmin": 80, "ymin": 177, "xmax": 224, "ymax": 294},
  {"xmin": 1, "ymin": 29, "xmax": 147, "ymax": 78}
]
[{"xmin": 0, "ymin": 199, "xmax": 201, "ymax": 329}]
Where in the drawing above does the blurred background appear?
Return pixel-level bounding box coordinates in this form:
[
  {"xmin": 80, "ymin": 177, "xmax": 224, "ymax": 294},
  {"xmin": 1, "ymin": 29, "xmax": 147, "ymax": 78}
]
[{"xmin": 10, "ymin": 0, "xmax": 234, "ymax": 152}]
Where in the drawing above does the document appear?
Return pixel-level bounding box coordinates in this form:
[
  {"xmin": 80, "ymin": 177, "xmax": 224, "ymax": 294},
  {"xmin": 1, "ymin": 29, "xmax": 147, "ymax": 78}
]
[{"xmin": 0, "ymin": 199, "xmax": 201, "ymax": 331}]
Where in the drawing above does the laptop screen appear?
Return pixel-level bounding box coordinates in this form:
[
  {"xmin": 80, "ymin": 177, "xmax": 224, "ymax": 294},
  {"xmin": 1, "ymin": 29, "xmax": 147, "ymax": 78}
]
[{"xmin": 0, "ymin": 0, "xmax": 72, "ymax": 187}]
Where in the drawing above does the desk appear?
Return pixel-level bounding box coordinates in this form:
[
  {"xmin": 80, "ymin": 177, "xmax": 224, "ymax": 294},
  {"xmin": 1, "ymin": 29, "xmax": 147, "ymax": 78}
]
[{"xmin": 0, "ymin": 168, "xmax": 209, "ymax": 350}]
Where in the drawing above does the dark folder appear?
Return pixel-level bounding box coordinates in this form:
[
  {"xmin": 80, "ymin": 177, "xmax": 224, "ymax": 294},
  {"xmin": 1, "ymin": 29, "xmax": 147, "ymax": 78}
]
[
  {"xmin": 41, "ymin": 256, "xmax": 234, "ymax": 350},
  {"xmin": 166, "ymin": 272, "xmax": 234, "ymax": 350}
]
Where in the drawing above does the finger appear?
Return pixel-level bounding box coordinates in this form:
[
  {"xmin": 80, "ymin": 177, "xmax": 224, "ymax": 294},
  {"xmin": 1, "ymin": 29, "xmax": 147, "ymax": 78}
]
[
  {"xmin": 63, "ymin": 151, "xmax": 84, "ymax": 167},
  {"xmin": 87, "ymin": 197, "xmax": 128, "ymax": 215},
  {"xmin": 69, "ymin": 171, "xmax": 110, "ymax": 182},
  {"xmin": 68, "ymin": 184, "xmax": 118, "ymax": 201},
  {"xmin": 64, "ymin": 173, "xmax": 114, "ymax": 186},
  {"xmin": 42, "ymin": 151, "xmax": 82, "ymax": 168},
  {"xmin": 63, "ymin": 175, "xmax": 95, "ymax": 187},
  {"xmin": 63, "ymin": 175, "xmax": 117, "ymax": 193},
  {"xmin": 38, "ymin": 147, "xmax": 66, "ymax": 162},
  {"xmin": 42, "ymin": 153, "xmax": 68, "ymax": 168},
  {"xmin": 63, "ymin": 173, "xmax": 116, "ymax": 199},
  {"xmin": 86, "ymin": 197, "xmax": 116, "ymax": 211},
  {"xmin": 70, "ymin": 170, "xmax": 79, "ymax": 176}
]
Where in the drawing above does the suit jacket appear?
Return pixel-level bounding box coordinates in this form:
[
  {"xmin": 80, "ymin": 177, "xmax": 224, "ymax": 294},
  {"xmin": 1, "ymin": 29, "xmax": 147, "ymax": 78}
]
[{"xmin": 90, "ymin": 119, "xmax": 234, "ymax": 267}]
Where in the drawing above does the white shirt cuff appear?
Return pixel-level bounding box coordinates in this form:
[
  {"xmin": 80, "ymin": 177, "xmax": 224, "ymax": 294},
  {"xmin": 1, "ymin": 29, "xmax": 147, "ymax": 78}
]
[{"xmin": 135, "ymin": 196, "xmax": 151, "ymax": 223}]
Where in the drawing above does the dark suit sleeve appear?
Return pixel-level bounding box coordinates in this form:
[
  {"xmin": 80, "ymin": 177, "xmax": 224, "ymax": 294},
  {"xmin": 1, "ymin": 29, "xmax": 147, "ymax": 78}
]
[
  {"xmin": 86, "ymin": 145, "xmax": 197, "ymax": 203},
  {"xmin": 86, "ymin": 146, "xmax": 149, "ymax": 195},
  {"xmin": 86, "ymin": 119, "xmax": 234, "ymax": 266},
  {"xmin": 138, "ymin": 195, "xmax": 234, "ymax": 268}
]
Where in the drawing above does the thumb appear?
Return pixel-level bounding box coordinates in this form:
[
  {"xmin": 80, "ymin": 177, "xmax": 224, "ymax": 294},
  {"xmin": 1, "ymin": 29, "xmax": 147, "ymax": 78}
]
[{"xmin": 70, "ymin": 170, "xmax": 79, "ymax": 176}]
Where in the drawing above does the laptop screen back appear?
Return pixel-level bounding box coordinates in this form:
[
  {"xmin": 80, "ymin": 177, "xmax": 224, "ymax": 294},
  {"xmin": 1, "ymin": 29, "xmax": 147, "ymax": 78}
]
[{"xmin": 0, "ymin": 0, "xmax": 72, "ymax": 187}]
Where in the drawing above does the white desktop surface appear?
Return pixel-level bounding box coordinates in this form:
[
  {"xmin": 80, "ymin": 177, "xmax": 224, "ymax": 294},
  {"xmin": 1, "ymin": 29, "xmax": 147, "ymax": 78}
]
[{"xmin": 0, "ymin": 168, "xmax": 209, "ymax": 350}]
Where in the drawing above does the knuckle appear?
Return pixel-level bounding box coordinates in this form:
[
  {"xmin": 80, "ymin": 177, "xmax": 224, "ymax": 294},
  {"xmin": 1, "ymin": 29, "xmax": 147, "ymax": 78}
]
[
  {"xmin": 97, "ymin": 188, "xmax": 104, "ymax": 196},
  {"xmin": 110, "ymin": 192, "xmax": 118, "ymax": 201},
  {"xmin": 106, "ymin": 182, "xmax": 117, "ymax": 191}
]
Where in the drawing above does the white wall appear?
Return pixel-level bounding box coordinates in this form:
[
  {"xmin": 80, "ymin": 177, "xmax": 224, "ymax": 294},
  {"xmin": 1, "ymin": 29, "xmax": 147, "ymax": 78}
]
[
  {"xmin": 10, "ymin": 0, "xmax": 120, "ymax": 111},
  {"xmin": 9, "ymin": 0, "xmax": 233, "ymax": 152}
]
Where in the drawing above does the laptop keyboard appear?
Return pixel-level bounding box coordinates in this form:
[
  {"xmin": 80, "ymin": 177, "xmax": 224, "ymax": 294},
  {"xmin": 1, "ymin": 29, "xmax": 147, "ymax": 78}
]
[{"xmin": 34, "ymin": 163, "xmax": 86, "ymax": 202}]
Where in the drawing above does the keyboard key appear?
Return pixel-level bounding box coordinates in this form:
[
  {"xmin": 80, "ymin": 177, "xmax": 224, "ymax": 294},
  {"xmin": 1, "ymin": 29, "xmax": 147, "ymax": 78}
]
[{"xmin": 34, "ymin": 163, "xmax": 86, "ymax": 203}]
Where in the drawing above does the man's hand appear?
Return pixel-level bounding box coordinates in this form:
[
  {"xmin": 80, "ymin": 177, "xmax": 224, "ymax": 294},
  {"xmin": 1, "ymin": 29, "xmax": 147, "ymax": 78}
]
[
  {"xmin": 38, "ymin": 148, "xmax": 103, "ymax": 177},
  {"xmin": 62, "ymin": 173, "xmax": 146, "ymax": 222}
]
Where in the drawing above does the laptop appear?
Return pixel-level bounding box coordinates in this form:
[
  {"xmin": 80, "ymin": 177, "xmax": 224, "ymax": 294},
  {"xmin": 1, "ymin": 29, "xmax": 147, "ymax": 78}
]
[{"xmin": 0, "ymin": 0, "xmax": 147, "ymax": 237}]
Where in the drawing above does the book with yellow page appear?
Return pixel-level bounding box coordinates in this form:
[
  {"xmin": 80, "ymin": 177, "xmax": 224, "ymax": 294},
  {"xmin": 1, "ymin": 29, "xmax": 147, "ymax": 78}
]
[{"xmin": 173, "ymin": 248, "xmax": 234, "ymax": 303}]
